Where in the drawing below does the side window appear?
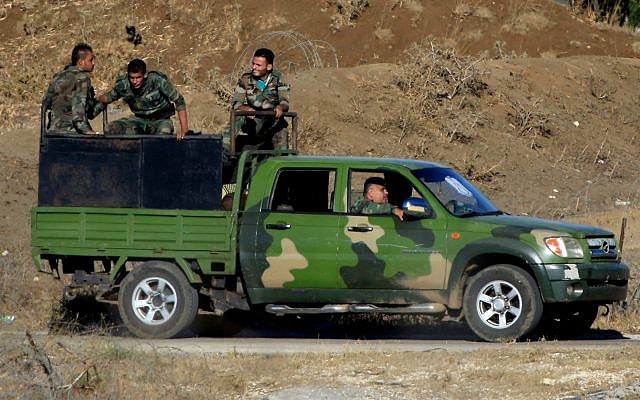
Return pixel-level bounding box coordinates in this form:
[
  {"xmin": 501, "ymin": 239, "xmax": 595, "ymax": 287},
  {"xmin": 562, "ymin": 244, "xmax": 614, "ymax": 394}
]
[
  {"xmin": 269, "ymin": 169, "xmax": 336, "ymax": 213},
  {"xmin": 349, "ymin": 170, "xmax": 427, "ymax": 214}
]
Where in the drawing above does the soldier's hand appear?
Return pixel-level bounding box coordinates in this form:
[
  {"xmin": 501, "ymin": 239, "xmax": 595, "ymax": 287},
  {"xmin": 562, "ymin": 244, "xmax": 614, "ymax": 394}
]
[
  {"xmin": 177, "ymin": 129, "xmax": 188, "ymax": 140},
  {"xmin": 274, "ymin": 105, "xmax": 284, "ymax": 118},
  {"xmin": 393, "ymin": 207, "xmax": 404, "ymax": 221},
  {"xmin": 236, "ymin": 105, "xmax": 254, "ymax": 113}
]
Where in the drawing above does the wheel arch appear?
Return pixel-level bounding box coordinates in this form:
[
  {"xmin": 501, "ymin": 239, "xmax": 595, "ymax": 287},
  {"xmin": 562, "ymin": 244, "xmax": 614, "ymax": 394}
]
[
  {"xmin": 447, "ymin": 241, "xmax": 545, "ymax": 310},
  {"xmin": 111, "ymin": 257, "xmax": 203, "ymax": 285}
]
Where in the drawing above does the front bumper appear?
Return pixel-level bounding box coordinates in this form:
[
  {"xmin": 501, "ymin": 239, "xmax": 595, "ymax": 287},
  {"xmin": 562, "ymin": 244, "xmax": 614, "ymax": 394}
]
[{"xmin": 540, "ymin": 262, "xmax": 629, "ymax": 303}]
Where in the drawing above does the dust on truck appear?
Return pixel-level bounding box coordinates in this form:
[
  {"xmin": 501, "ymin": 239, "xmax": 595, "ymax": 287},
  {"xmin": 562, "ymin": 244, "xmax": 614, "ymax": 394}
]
[{"xmin": 31, "ymin": 114, "xmax": 629, "ymax": 342}]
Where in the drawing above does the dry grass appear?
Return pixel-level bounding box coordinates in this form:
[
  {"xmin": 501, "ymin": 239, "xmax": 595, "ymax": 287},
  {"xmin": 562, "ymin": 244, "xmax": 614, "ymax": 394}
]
[
  {"xmin": 501, "ymin": 1, "xmax": 551, "ymax": 34},
  {"xmin": 452, "ymin": 2, "xmax": 494, "ymax": 20},
  {"xmin": 589, "ymin": 70, "xmax": 618, "ymax": 101},
  {"xmin": 393, "ymin": 39, "xmax": 489, "ymax": 111},
  {"xmin": 1, "ymin": 330, "xmax": 640, "ymax": 399},
  {"xmin": 327, "ymin": 0, "xmax": 369, "ymax": 32},
  {"xmin": 0, "ymin": 255, "xmax": 61, "ymax": 331},
  {"xmin": 373, "ymin": 27, "xmax": 394, "ymax": 42},
  {"xmin": 387, "ymin": 39, "xmax": 491, "ymax": 164},
  {"xmin": 600, "ymin": 267, "xmax": 640, "ymax": 333},
  {"xmin": 296, "ymin": 118, "xmax": 342, "ymax": 155},
  {"xmin": 569, "ymin": 0, "xmax": 635, "ymax": 28},
  {"xmin": 502, "ymin": 11, "xmax": 552, "ymax": 34},
  {"xmin": 453, "ymin": 2, "xmax": 474, "ymax": 18},
  {"xmin": 473, "ymin": 5, "xmax": 494, "ymax": 20},
  {"xmin": 401, "ymin": 0, "xmax": 424, "ymax": 14},
  {"xmin": 493, "ymin": 40, "xmax": 530, "ymax": 59},
  {"xmin": 503, "ymin": 95, "xmax": 552, "ymax": 142}
]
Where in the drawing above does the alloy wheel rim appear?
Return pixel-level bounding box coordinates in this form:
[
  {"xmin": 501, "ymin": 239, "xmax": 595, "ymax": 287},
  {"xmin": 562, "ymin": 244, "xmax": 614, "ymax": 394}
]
[
  {"xmin": 131, "ymin": 277, "xmax": 178, "ymax": 325},
  {"xmin": 475, "ymin": 280, "xmax": 522, "ymax": 329}
]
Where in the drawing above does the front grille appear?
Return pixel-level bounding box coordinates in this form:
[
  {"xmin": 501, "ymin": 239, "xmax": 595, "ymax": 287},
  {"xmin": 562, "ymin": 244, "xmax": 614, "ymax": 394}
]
[{"xmin": 586, "ymin": 237, "xmax": 618, "ymax": 261}]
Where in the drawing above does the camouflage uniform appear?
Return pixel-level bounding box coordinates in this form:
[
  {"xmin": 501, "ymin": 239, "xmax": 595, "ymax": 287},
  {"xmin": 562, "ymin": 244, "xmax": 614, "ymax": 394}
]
[
  {"xmin": 231, "ymin": 70, "xmax": 290, "ymax": 149},
  {"xmin": 43, "ymin": 65, "xmax": 102, "ymax": 135},
  {"xmin": 102, "ymin": 71, "xmax": 185, "ymax": 135},
  {"xmin": 350, "ymin": 196, "xmax": 396, "ymax": 215}
]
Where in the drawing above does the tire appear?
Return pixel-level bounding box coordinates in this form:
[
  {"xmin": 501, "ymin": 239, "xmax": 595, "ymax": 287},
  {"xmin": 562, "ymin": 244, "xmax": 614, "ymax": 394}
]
[
  {"xmin": 537, "ymin": 303, "xmax": 600, "ymax": 339},
  {"xmin": 463, "ymin": 264, "xmax": 543, "ymax": 342},
  {"xmin": 118, "ymin": 261, "xmax": 199, "ymax": 339}
]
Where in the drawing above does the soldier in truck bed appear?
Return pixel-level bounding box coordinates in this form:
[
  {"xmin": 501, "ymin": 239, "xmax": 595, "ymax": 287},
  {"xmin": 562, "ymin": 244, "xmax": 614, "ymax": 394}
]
[
  {"xmin": 97, "ymin": 58, "xmax": 190, "ymax": 140},
  {"xmin": 43, "ymin": 43, "xmax": 103, "ymax": 135},
  {"xmin": 231, "ymin": 48, "xmax": 290, "ymax": 150}
]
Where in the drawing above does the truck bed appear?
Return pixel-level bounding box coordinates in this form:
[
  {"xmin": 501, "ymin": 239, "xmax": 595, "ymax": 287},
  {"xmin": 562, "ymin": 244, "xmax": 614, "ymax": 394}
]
[{"xmin": 31, "ymin": 206, "xmax": 235, "ymax": 276}]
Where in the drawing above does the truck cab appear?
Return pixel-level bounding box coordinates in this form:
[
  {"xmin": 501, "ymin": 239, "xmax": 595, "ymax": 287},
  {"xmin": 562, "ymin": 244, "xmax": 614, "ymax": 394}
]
[{"xmin": 235, "ymin": 155, "xmax": 628, "ymax": 341}]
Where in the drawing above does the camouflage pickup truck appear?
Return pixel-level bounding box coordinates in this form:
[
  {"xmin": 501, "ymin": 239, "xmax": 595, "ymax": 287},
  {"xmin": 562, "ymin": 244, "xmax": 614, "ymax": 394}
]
[{"xmin": 31, "ymin": 131, "xmax": 629, "ymax": 342}]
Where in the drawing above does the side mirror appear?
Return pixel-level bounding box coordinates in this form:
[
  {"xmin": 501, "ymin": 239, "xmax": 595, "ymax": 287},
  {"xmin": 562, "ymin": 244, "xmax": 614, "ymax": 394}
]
[{"xmin": 402, "ymin": 197, "xmax": 433, "ymax": 220}]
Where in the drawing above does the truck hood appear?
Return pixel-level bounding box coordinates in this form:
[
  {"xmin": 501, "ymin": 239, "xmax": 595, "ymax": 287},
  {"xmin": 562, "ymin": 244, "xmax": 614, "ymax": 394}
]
[{"xmin": 468, "ymin": 214, "xmax": 613, "ymax": 238}]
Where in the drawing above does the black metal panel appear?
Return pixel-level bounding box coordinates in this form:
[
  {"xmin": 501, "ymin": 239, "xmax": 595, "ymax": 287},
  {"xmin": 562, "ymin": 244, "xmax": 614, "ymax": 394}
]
[
  {"xmin": 141, "ymin": 138, "xmax": 222, "ymax": 210},
  {"xmin": 38, "ymin": 135, "xmax": 223, "ymax": 210}
]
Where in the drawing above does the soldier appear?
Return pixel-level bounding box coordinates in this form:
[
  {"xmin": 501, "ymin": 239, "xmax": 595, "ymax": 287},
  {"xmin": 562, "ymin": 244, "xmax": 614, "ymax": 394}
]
[
  {"xmin": 43, "ymin": 43, "xmax": 103, "ymax": 135},
  {"xmin": 231, "ymin": 48, "xmax": 290, "ymax": 149},
  {"xmin": 97, "ymin": 59, "xmax": 190, "ymax": 139},
  {"xmin": 221, "ymin": 193, "xmax": 234, "ymax": 211},
  {"xmin": 351, "ymin": 177, "xmax": 404, "ymax": 220}
]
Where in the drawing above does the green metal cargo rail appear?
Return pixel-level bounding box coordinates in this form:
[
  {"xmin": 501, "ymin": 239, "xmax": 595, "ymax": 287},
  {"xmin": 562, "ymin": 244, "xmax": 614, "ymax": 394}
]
[{"xmin": 32, "ymin": 207, "xmax": 236, "ymax": 282}]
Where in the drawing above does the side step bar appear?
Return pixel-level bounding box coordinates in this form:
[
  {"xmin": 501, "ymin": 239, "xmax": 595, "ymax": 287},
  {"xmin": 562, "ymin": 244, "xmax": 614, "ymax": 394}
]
[{"xmin": 266, "ymin": 303, "xmax": 446, "ymax": 316}]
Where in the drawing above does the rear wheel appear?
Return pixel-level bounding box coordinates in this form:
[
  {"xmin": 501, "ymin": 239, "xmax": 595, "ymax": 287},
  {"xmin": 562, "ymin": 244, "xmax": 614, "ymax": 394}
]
[
  {"xmin": 463, "ymin": 264, "xmax": 542, "ymax": 342},
  {"xmin": 118, "ymin": 261, "xmax": 198, "ymax": 339}
]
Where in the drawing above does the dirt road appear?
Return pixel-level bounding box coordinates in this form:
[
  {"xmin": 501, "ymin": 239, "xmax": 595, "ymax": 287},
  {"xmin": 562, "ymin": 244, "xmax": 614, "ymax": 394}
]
[
  {"xmin": 4, "ymin": 328, "xmax": 639, "ymax": 354},
  {"xmin": 76, "ymin": 332, "xmax": 640, "ymax": 355}
]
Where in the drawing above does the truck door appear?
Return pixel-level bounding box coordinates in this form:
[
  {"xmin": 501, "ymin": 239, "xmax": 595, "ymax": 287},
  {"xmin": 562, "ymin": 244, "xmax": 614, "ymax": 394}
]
[
  {"xmin": 337, "ymin": 169, "xmax": 448, "ymax": 293},
  {"xmin": 254, "ymin": 168, "xmax": 340, "ymax": 290}
]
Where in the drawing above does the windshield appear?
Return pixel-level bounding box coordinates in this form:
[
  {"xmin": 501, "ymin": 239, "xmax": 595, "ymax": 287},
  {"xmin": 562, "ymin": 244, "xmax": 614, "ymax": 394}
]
[{"xmin": 411, "ymin": 167, "xmax": 501, "ymax": 217}]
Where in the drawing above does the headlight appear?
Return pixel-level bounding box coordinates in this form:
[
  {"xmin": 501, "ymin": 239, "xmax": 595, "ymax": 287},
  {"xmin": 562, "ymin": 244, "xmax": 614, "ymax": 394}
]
[{"xmin": 545, "ymin": 237, "xmax": 584, "ymax": 258}]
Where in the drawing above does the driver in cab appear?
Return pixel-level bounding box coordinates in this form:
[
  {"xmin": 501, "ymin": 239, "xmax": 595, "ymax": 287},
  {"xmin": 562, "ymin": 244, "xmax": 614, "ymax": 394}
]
[{"xmin": 350, "ymin": 177, "xmax": 404, "ymax": 220}]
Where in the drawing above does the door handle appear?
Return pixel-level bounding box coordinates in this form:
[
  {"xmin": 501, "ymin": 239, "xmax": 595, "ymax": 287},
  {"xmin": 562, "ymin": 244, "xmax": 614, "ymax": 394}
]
[
  {"xmin": 347, "ymin": 225, "xmax": 373, "ymax": 232},
  {"xmin": 266, "ymin": 223, "xmax": 291, "ymax": 230}
]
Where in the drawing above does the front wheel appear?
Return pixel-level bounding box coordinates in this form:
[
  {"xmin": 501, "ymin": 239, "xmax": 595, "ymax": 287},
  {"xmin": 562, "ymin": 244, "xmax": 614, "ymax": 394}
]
[
  {"xmin": 118, "ymin": 261, "xmax": 199, "ymax": 339},
  {"xmin": 463, "ymin": 265, "xmax": 542, "ymax": 342}
]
